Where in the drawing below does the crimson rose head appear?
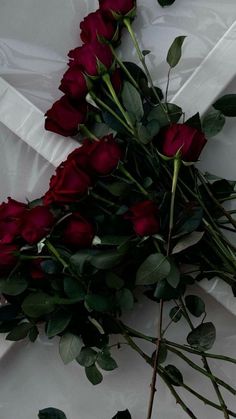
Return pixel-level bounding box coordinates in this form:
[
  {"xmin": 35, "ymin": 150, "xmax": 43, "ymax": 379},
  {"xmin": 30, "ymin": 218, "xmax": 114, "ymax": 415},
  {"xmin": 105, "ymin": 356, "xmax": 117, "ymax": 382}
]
[
  {"xmin": 59, "ymin": 66, "xmax": 88, "ymax": 100},
  {"xmin": 0, "ymin": 198, "xmax": 27, "ymax": 244},
  {"xmin": 68, "ymin": 40, "xmax": 114, "ymax": 77},
  {"xmin": 99, "ymin": 0, "xmax": 136, "ymax": 18},
  {"xmin": 125, "ymin": 200, "xmax": 160, "ymax": 237},
  {"xmin": 160, "ymin": 123, "xmax": 207, "ymax": 162},
  {"xmin": 45, "ymin": 95, "xmax": 87, "ymax": 137},
  {"xmin": 87, "ymin": 134, "xmax": 122, "ymax": 175},
  {"xmin": 43, "ymin": 159, "xmax": 91, "ymax": 205},
  {"xmin": 80, "ymin": 9, "xmax": 117, "ymax": 43},
  {"xmin": 21, "ymin": 206, "xmax": 54, "ymax": 245},
  {"xmin": 62, "ymin": 213, "xmax": 94, "ymax": 248}
]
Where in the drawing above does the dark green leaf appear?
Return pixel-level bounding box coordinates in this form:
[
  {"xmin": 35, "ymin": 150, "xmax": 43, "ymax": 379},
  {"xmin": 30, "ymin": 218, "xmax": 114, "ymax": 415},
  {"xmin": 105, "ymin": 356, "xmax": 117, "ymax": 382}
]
[
  {"xmin": 116, "ymin": 288, "xmax": 134, "ymax": 310},
  {"xmin": 46, "ymin": 310, "xmax": 72, "ymax": 338},
  {"xmin": 85, "ymin": 364, "xmax": 103, "ymax": 385},
  {"xmin": 202, "ymin": 110, "xmax": 225, "ymax": 137},
  {"xmin": 185, "ymin": 113, "xmax": 202, "ymax": 131},
  {"xmin": 213, "ymin": 94, "xmax": 236, "ymax": 117},
  {"xmin": 38, "ymin": 407, "xmax": 67, "ymax": 419},
  {"xmin": 158, "ymin": 0, "xmax": 175, "ymax": 6},
  {"xmin": 106, "ymin": 273, "xmax": 124, "ymax": 290},
  {"xmin": 179, "ymin": 207, "xmax": 203, "ymax": 234},
  {"xmin": 102, "ymin": 110, "xmax": 128, "ymax": 135},
  {"xmin": 185, "ymin": 295, "xmax": 205, "ymax": 317},
  {"xmin": 154, "ymin": 279, "xmax": 185, "ymax": 301},
  {"xmin": 169, "ymin": 306, "xmax": 182, "ymax": 323},
  {"xmin": 22, "ymin": 293, "xmax": 55, "ymax": 318},
  {"xmin": 187, "ymin": 322, "xmax": 216, "ymax": 351},
  {"xmin": 172, "ymin": 231, "xmax": 204, "ymax": 254},
  {"xmin": 59, "ymin": 333, "xmax": 83, "ymax": 364},
  {"xmin": 122, "ymin": 62, "xmax": 148, "ymax": 85},
  {"xmin": 166, "ymin": 261, "xmax": 180, "ymax": 288},
  {"xmin": 152, "ymin": 343, "xmax": 168, "ymax": 365},
  {"xmin": 211, "ymin": 179, "xmax": 236, "ymax": 200},
  {"xmin": 142, "ymin": 49, "xmax": 151, "ymax": 56},
  {"xmin": 90, "ymin": 251, "xmax": 123, "ymax": 270},
  {"xmin": 147, "ymin": 104, "xmax": 182, "ymax": 127},
  {"xmin": 85, "ymin": 294, "xmax": 112, "ymax": 312},
  {"xmin": 97, "ymin": 352, "xmax": 118, "ymax": 371},
  {"xmin": 0, "ymin": 274, "xmax": 28, "ymax": 296},
  {"xmin": 167, "ymin": 36, "xmax": 186, "ymax": 68},
  {"xmin": 103, "ymin": 182, "xmax": 130, "ymax": 197},
  {"xmin": 122, "ymin": 81, "xmax": 144, "ymax": 121},
  {"xmin": 164, "ymin": 365, "xmax": 183, "ymax": 386},
  {"xmin": 76, "ymin": 347, "xmax": 97, "ymax": 367},
  {"xmin": 6, "ymin": 322, "xmax": 32, "ymax": 341},
  {"xmin": 64, "ymin": 277, "xmax": 85, "ymax": 300},
  {"xmin": 112, "ymin": 410, "xmax": 132, "ymax": 419},
  {"xmin": 28, "ymin": 326, "xmax": 39, "ymax": 342},
  {"xmin": 136, "ymin": 253, "xmax": 171, "ymax": 285}
]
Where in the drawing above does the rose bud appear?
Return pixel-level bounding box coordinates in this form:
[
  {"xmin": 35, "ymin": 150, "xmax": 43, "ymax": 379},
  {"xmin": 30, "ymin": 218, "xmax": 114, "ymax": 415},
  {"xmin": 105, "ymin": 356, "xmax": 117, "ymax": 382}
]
[
  {"xmin": 0, "ymin": 244, "xmax": 19, "ymax": 275},
  {"xmin": 62, "ymin": 213, "xmax": 94, "ymax": 248},
  {"xmin": 99, "ymin": 0, "xmax": 136, "ymax": 19},
  {"xmin": 125, "ymin": 200, "xmax": 160, "ymax": 237},
  {"xmin": 88, "ymin": 134, "xmax": 122, "ymax": 175},
  {"xmin": 0, "ymin": 198, "xmax": 27, "ymax": 244},
  {"xmin": 80, "ymin": 9, "xmax": 117, "ymax": 43},
  {"xmin": 68, "ymin": 40, "xmax": 114, "ymax": 77},
  {"xmin": 45, "ymin": 95, "xmax": 87, "ymax": 137},
  {"xmin": 43, "ymin": 160, "xmax": 91, "ymax": 205},
  {"xmin": 59, "ymin": 66, "xmax": 88, "ymax": 100},
  {"xmin": 160, "ymin": 123, "xmax": 207, "ymax": 162},
  {"xmin": 21, "ymin": 206, "xmax": 54, "ymax": 245}
]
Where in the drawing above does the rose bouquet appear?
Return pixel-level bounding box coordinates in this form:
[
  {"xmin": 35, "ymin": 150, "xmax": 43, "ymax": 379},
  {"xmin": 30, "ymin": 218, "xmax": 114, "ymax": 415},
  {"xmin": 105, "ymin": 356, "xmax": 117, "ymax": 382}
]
[{"xmin": 1, "ymin": 0, "xmax": 236, "ymax": 418}]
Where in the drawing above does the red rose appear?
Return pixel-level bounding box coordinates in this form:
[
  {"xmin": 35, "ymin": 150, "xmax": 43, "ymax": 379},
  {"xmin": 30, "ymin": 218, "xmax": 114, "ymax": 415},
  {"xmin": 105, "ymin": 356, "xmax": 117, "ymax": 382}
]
[
  {"xmin": 0, "ymin": 198, "xmax": 27, "ymax": 244},
  {"xmin": 59, "ymin": 66, "xmax": 88, "ymax": 100},
  {"xmin": 62, "ymin": 213, "xmax": 94, "ymax": 248},
  {"xmin": 21, "ymin": 206, "xmax": 54, "ymax": 245},
  {"xmin": 99, "ymin": 0, "xmax": 136, "ymax": 18},
  {"xmin": 80, "ymin": 9, "xmax": 116, "ymax": 43},
  {"xmin": 45, "ymin": 95, "xmax": 87, "ymax": 137},
  {"xmin": 125, "ymin": 200, "xmax": 160, "ymax": 237},
  {"xmin": 160, "ymin": 124, "xmax": 207, "ymax": 162},
  {"xmin": 68, "ymin": 41, "xmax": 114, "ymax": 77},
  {"xmin": 43, "ymin": 159, "xmax": 91, "ymax": 205},
  {"xmin": 0, "ymin": 244, "xmax": 19, "ymax": 275}
]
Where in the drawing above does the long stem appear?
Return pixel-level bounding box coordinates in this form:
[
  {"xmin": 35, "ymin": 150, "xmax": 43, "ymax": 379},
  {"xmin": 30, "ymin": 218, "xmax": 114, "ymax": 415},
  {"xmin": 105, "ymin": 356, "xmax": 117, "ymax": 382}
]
[
  {"xmin": 90, "ymin": 92, "xmax": 133, "ymax": 134},
  {"xmin": 102, "ymin": 73, "xmax": 134, "ymax": 130},
  {"xmin": 45, "ymin": 240, "xmax": 69, "ymax": 270},
  {"xmin": 79, "ymin": 124, "xmax": 99, "ymax": 142},
  {"xmin": 119, "ymin": 165, "xmax": 149, "ymax": 196},
  {"xmin": 167, "ymin": 158, "xmax": 182, "ymax": 254},
  {"xmin": 109, "ymin": 45, "xmax": 140, "ymax": 90},
  {"xmin": 124, "ymin": 18, "xmax": 170, "ymax": 120}
]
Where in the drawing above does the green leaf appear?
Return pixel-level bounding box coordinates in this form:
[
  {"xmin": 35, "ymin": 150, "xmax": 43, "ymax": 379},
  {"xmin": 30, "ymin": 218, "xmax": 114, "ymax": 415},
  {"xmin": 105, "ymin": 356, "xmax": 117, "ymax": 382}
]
[
  {"xmin": 213, "ymin": 94, "xmax": 236, "ymax": 117},
  {"xmin": 166, "ymin": 261, "xmax": 180, "ymax": 288},
  {"xmin": 147, "ymin": 103, "xmax": 182, "ymax": 127},
  {"xmin": 0, "ymin": 274, "xmax": 28, "ymax": 296},
  {"xmin": 154, "ymin": 279, "xmax": 185, "ymax": 301},
  {"xmin": 85, "ymin": 294, "xmax": 112, "ymax": 312},
  {"xmin": 64, "ymin": 277, "xmax": 85, "ymax": 300},
  {"xmin": 178, "ymin": 207, "xmax": 203, "ymax": 234},
  {"xmin": 122, "ymin": 81, "xmax": 144, "ymax": 121},
  {"xmin": 38, "ymin": 408, "xmax": 67, "ymax": 419},
  {"xmin": 46, "ymin": 310, "xmax": 72, "ymax": 338},
  {"xmin": 77, "ymin": 347, "xmax": 97, "ymax": 367},
  {"xmin": 185, "ymin": 113, "xmax": 202, "ymax": 131},
  {"xmin": 169, "ymin": 306, "xmax": 182, "ymax": 323},
  {"xmin": 187, "ymin": 322, "xmax": 216, "ymax": 351},
  {"xmin": 116, "ymin": 288, "xmax": 134, "ymax": 310},
  {"xmin": 85, "ymin": 364, "xmax": 103, "ymax": 385},
  {"xmin": 112, "ymin": 410, "xmax": 132, "ymax": 419},
  {"xmin": 172, "ymin": 231, "xmax": 204, "ymax": 254},
  {"xmin": 202, "ymin": 110, "xmax": 226, "ymax": 137},
  {"xmin": 167, "ymin": 36, "xmax": 186, "ymax": 68},
  {"xmin": 158, "ymin": 0, "xmax": 175, "ymax": 6},
  {"xmin": 22, "ymin": 292, "xmax": 55, "ymax": 318},
  {"xmin": 103, "ymin": 182, "xmax": 130, "ymax": 197},
  {"xmin": 164, "ymin": 365, "xmax": 183, "ymax": 386},
  {"xmin": 6, "ymin": 322, "xmax": 32, "ymax": 341},
  {"xmin": 28, "ymin": 326, "xmax": 39, "ymax": 342},
  {"xmin": 122, "ymin": 62, "xmax": 148, "ymax": 85},
  {"xmin": 40, "ymin": 260, "xmax": 59, "ymax": 275},
  {"xmin": 152, "ymin": 343, "xmax": 168, "ymax": 365},
  {"xmin": 142, "ymin": 49, "xmax": 151, "ymax": 56},
  {"xmin": 136, "ymin": 253, "xmax": 171, "ymax": 285},
  {"xmin": 185, "ymin": 295, "xmax": 205, "ymax": 318},
  {"xmin": 90, "ymin": 251, "xmax": 123, "ymax": 269},
  {"xmin": 59, "ymin": 333, "xmax": 83, "ymax": 364},
  {"xmin": 106, "ymin": 273, "xmax": 124, "ymax": 290},
  {"xmin": 97, "ymin": 351, "xmax": 118, "ymax": 371}
]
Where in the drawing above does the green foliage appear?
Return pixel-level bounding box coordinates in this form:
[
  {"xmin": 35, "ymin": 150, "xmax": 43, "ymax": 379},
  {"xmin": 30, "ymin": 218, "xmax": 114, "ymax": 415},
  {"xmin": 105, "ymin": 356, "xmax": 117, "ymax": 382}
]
[
  {"xmin": 202, "ymin": 110, "xmax": 226, "ymax": 137},
  {"xmin": 167, "ymin": 36, "xmax": 186, "ymax": 68},
  {"xmin": 187, "ymin": 322, "xmax": 216, "ymax": 351},
  {"xmin": 59, "ymin": 333, "xmax": 83, "ymax": 364},
  {"xmin": 213, "ymin": 94, "xmax": 236, "ymax": 117},
  {"xmin": 147, "ymin": 103, "xmax": 182, "ymax": 127},
  {"xmin": 164, "ymin": 365, "xmax": 184, "ymax": 386},
  {"xmin": 6, "ymin": 322, "xmax": 32, "ymax": 341},
  {"xmin": 169, "ymin": 306, "xmax": 182, "ymax": 323},
  {"xmin": 85, "ymin": 364, "xmax": 103, "ymax": 385},
  {"xmin": 85, "ymin": 294, "xmax": 113, "ymax": 312},
  {"xmin": 63, "ymin": 277, "xmax": 85, "ymax": 300},
  {"xmin": 97, "ymin": 351, "xmax": 118, "ymax": 371},
  {"xmin": 122, "ymin": 81, "xmax": 144, "ymax": 121},
  {"xmin": 0, "ymin": 274, "xmax": 28, "ymax": 296},
  {"xmin": 112, "ymin": 410, "xmax": 132, "ymax": 419},
  {"xmin": 22, "ymin": 293, "xmax": 55, "ymax": 318},
  {"xmin": 38, "ymin": 408, "xmax": 67, "ymax": 419},
  {"xmin": 77, "ymin": 347, "xmax": 97, "ymax": 367},
  {"xmin": 116, "ymin": 288, "xmax": 134, "ymax": 311},
  {"xmin": 136, "ymin": 253, "xmax": 171, "ymax": 285},
  {"xmin": 185, "ymin": 295, "xmax": 205, "ymax": 318},
  {"xmin": 46, "ymin": 310, "xmax": 72, "ymax": 338}
]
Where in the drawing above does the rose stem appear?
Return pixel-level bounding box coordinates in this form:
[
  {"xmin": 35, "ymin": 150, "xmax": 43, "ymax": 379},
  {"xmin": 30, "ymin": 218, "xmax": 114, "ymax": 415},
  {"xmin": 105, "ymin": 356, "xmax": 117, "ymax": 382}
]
[
  {"xmin": 146, "ymin": 158, "xmax": 181, "ymax": 419},
  {"xmin": 109, "ymin": 45, "xmax": 140, "ymax": 90},
  {"xmin": 178, "ymin": 297, "xmax": 230, "ymax": 419},
  {"xmin": 90, "ymin": 92, "xmax": 133, "ymax": 135},
  {"xmin": 102, "ymin": 73, "xmax": 134, "ymax": 129},
  {"xmin": 79, "ymin": 124, "xmax": 100, "ymax": 142},
  {"xmin": 123, "ymin": 18, "xmax": 170, "ymax": 121},
  {"xmin": 165, "ymin": 67, "xmax": 172, "ymax": 103},
  {"xmin": 118, "ymin": 164, "xmax": 149, "ymax": 196}
]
